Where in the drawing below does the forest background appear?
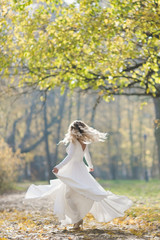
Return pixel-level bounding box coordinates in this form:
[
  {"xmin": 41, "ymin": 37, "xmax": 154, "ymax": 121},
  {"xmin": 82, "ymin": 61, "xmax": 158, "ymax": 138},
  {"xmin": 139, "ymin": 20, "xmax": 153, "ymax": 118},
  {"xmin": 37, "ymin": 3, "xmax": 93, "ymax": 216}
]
[
  {"xmin": 0, "ymin": 0, "xmax": 160, "ymax": 191},
  {"xmin": 0, "ymin": 87, "xmax": 157, "ymax": 187}
]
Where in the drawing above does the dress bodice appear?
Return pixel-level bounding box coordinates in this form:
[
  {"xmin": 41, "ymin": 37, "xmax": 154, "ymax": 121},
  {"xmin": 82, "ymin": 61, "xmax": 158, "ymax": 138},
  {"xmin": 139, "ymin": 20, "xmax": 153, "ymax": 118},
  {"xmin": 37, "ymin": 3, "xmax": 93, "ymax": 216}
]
[{"xmin": 56, "ymin": 140, "xmax": 93, "ymax": 169}]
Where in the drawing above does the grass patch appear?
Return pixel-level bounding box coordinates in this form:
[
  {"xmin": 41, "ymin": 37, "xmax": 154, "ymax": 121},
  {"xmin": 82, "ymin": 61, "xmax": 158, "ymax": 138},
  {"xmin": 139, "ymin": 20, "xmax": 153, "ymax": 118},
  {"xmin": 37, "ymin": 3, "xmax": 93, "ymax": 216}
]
[
  {"xmin": 10, "ymin": 180, "xmax": 48, "ymax": 193},
  {"xmin": 98, "ymin": 179, "xmax": 160, "ymax": 202}
]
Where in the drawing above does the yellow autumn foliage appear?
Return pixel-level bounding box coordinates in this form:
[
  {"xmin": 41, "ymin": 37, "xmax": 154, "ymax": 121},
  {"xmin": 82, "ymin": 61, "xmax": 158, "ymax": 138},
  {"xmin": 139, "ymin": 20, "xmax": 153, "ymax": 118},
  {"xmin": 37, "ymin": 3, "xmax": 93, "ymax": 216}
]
[{"xmin": 0, "ymin": 138, "xmax": 24, "ymax": 192}]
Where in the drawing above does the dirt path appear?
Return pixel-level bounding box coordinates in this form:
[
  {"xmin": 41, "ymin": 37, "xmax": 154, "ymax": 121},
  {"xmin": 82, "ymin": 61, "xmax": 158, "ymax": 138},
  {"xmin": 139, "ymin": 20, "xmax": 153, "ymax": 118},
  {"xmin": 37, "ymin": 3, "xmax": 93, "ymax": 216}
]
[{"xmin": 0, "ymin": 193, "xmax": 157, "ymax": 240}]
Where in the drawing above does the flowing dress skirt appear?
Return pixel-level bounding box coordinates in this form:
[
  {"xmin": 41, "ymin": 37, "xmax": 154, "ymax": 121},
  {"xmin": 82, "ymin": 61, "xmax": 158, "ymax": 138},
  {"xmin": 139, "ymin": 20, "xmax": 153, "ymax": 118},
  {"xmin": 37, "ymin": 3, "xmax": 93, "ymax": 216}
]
[{"xmin": 25, "ymin": 160, "xmax": 133, "ymax": 225}]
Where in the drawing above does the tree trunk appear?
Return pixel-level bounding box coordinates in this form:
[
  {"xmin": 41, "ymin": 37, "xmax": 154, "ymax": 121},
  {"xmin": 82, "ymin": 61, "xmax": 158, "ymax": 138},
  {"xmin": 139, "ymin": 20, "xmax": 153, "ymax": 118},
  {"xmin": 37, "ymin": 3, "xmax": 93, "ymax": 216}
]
[
  {"xmin": 127, "ymin": 98, "xmax": 136, "ymax": 179},
  {"xmin": 84, "ymin": 95, "xmax": 89, "ymax": 117},
  {"xmin": 90, "ymin": 96, "xmax": 101, "ymax": 126},
  {"xmin": 53, "ymin": 89, "xmax": 68, "ymax": 177},
  {"xmin": 68, "ymin": 96, "xmax": 72, "ymax": 125},
  {"xmin": 6, "ymin": 116, "xmax": 23, "ymax": 152},
  {"xmin": 153, "ymin": 97, "xmax": 160, "ymax": 177},
  {"xmin": 115, "ymin": 96, "xmax": 122, "ymax": 178},
  {"xmin": 108, "ymin": 102, "xmax": 117, "ymax": 179},
  {"xmin": 19, "ymin": 101, "xmax": 35, "ymax": 150},
  {"xmin": 77, "ymin": 91, "xmax": 81, "ymax": 119},
  {"xmin": 43, "ymin": 100, "xmax": 53, "ymax": 181},
  {"xmin": 137, "ymin": 107, "xmax": 144, "ymax": 179}
]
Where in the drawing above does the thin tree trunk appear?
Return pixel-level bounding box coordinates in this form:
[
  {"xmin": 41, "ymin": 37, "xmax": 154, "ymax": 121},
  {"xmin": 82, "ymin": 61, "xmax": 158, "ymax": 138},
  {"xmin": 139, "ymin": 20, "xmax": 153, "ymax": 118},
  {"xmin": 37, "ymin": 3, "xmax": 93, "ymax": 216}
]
[
  {"xmin": 77, "ymin": 91, "xmax": 81, "ymax": 119},
  {"xmin": 151, "ymin": 142, "xmax": 157, "ymax": 178},
  {"xmin": 138, "ymin": 107, "xmax": 143, "ymax": 179},
  {"xmin": 127, "ymin": 98, "xmax": 136, "ymax": 179},
  {"xmin": 108, "ymin": 102, "xmax": 117, "ymax": 179},
  {"xmin": 68, "ymin": 96, "xmax": 72, "ymax": 125},
  {"xmin": 53, "ymin": 89, "xmax": 68, "ymax": 178},
  {"xmin": 115, "ymin": 96, "xmax": 122, "ymax": 178},
  {"xmin": 84, "ymin": 95, "xmax": 89, "ymax": 117},
  {"xmin": 90, "ymin": 96, "xmax": 101, "ymax": 126},
  {"xmin": 19, "ymin": 101, "xmax": 35, "ymax": 150},
  {"xmin": 43, "ymin": 99, "xmax": 53, "ymax": 181},
  {"xmin": 153, "ymin": 97, "xmax": 160, "ymax": 178}
]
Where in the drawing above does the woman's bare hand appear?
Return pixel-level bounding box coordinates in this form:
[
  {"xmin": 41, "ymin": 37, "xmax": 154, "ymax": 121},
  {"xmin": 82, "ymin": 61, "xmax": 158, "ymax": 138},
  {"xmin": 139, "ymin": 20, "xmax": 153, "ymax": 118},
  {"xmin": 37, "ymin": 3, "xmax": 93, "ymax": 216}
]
[
  {"xmin": 52, "ymin": 167, "xmax": 59, "ymax": 174},
  {"xmin": 89, "ymin": 168, "xmax": 94, "ymax": 172}
]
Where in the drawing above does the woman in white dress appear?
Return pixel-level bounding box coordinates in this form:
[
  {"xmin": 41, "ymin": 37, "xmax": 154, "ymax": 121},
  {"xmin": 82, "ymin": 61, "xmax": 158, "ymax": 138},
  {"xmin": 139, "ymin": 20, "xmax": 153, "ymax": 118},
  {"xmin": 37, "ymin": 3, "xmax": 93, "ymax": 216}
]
[{"xmin": 25, "ymin": 120, "xmax": 133, "ymax": 229}]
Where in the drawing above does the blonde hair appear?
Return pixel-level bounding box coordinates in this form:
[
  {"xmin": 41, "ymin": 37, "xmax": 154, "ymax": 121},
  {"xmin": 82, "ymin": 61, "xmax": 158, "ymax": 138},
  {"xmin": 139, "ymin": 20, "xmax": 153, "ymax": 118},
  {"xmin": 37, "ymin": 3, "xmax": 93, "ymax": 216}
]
[{"xmin": 60, "ymin": 120, "xmax": 108, "ymax": 145}]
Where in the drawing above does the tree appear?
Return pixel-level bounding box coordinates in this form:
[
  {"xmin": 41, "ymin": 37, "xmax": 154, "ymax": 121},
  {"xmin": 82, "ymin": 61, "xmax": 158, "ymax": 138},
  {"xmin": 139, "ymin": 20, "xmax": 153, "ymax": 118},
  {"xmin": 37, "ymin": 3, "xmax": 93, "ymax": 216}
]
[
  {"xmin": 2, "ymin": 0, "xmax": 160, "ymax": 174},
  {"xmin": 3, "ymin": 0, "xmax": 159, "ymax": 95}
]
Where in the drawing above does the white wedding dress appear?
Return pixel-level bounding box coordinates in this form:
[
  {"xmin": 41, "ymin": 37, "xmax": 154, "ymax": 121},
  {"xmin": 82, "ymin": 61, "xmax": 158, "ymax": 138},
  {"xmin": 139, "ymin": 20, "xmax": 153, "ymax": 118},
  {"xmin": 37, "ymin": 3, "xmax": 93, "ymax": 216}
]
[{"xmin": 25, "ymin": 140, "xmax": 133, "ymax": 225}]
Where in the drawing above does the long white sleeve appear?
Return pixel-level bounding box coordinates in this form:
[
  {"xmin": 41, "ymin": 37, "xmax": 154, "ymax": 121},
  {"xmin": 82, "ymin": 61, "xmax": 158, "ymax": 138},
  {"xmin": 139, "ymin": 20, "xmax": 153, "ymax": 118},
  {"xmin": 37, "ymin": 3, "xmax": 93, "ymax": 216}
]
[
  {"xmin": 55, "ymin": 142, "xmax": 75, "ymax": 170},
  {"xmin": 84, "ymin": 145, "xmax": 93, "ymax": 168}
]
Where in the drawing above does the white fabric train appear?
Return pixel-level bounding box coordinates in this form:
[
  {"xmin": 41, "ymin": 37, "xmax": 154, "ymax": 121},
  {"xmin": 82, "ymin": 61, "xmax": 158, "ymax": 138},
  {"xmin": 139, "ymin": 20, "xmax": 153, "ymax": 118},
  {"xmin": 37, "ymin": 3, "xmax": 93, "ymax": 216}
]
[{"xmin": 25, "ymin": 140, "xmax": 133, "ymax": 225}]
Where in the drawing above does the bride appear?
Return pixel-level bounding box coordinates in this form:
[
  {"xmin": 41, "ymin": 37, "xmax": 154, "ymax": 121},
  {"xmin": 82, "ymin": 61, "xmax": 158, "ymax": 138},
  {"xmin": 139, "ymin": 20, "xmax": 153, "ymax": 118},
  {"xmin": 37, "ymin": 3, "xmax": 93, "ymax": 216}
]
[{"xmin": 25, "ymin": 120, "xmax": 133, "ymax": 229}]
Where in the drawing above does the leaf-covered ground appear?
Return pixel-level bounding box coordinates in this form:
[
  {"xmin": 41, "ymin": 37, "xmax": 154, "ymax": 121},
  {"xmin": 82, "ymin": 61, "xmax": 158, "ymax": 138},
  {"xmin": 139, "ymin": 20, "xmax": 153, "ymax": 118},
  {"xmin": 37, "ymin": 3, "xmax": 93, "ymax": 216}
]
[{"xmin": 0, "ymin": 180, "xmax": 160, "ymax": 240}]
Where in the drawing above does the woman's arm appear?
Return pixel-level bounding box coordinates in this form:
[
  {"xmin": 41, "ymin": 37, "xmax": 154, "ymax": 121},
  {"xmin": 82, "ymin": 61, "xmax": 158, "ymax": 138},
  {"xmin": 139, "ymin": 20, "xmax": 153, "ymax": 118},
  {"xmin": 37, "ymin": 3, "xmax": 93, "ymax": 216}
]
[
  {"xmin": 52, "ymin": 142, "xmax": 75, "ymax": 173},
  {"xmin": 84, "ymin": 145, "xmax": 94, "ymax": 171}
]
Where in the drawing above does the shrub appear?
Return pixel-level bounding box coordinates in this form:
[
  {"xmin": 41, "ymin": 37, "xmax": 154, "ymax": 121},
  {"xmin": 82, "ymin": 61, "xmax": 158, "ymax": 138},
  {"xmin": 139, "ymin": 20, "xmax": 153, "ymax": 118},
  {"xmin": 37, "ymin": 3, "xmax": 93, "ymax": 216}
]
[{"xmin": 0, "ymin": 138, "xmax": 24, "ymax": 193}]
